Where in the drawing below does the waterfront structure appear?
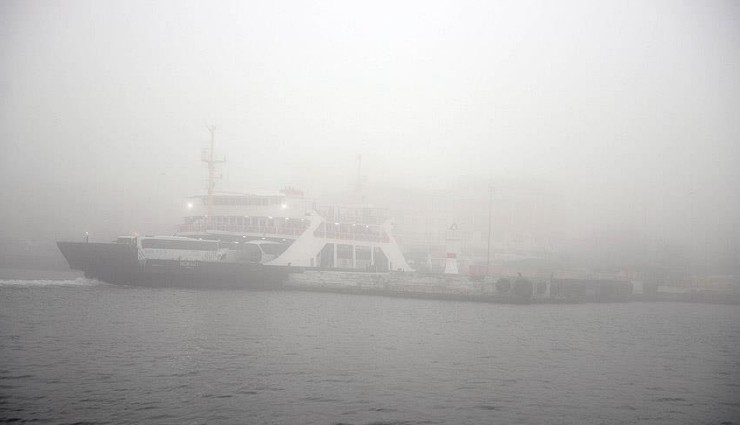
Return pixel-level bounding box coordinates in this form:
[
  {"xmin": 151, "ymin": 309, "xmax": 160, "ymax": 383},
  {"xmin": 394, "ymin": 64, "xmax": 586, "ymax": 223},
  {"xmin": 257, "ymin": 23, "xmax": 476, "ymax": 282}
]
[{"xmin": 365, "ymin": 179, "xmax": 560, "ymax": 275}]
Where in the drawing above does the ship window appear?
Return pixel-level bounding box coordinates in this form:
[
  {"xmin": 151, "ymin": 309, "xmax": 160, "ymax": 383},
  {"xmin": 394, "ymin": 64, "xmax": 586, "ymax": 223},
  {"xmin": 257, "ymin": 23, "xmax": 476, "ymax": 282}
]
[
  {"xmin": 337, "ymin": 244, "xmax": 353, "ymax": 260},
  {"xmin": 184, "ymin": 216, "xmax": 205, "ymax": 225},
  {"xmin": 355, "ymin": 246, "xmax": 371, "ymax": 260}
]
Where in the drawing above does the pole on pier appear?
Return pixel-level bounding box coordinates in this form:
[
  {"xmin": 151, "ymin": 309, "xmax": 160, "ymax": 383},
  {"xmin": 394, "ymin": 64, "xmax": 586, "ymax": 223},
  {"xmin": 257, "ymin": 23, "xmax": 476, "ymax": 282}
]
[{"xmin": 486, "ymin": 184, "xmax": 494, "ymax": 277}]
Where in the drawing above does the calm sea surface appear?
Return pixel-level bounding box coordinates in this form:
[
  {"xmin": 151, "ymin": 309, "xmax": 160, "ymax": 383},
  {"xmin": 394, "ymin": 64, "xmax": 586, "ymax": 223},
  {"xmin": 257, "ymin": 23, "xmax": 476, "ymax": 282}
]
[{"xmin": 1, "ymin": 276, "xmax": 739, "ymax": 425}]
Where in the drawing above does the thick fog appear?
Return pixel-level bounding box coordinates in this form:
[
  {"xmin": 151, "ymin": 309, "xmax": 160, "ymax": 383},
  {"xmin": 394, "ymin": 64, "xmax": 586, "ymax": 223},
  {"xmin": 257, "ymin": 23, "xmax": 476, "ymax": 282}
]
[{"xmin": 1, "ymin": 0, "xmax": 738, "ymax": 272}]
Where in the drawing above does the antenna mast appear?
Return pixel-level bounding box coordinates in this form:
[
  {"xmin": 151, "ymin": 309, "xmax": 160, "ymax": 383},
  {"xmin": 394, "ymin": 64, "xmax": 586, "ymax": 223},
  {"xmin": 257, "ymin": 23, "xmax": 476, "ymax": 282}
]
[{"xmin": 203, "ymin": 125, "xmax": 224, "ymax": 231}]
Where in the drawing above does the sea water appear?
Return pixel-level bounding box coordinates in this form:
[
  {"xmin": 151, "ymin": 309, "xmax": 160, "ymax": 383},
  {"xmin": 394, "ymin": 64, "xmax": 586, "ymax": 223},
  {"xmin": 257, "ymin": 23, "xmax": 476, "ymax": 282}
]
[{"xmin": 1, "ymin": 276, "xmax": 739, "ymax": 424}]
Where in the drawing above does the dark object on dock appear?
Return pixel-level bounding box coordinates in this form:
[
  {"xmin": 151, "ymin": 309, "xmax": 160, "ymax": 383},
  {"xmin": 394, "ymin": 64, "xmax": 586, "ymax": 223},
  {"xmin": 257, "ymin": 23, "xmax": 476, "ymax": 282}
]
[
  {"xmin": 512, "ymin": 277, "xmax": 534, "ymax": 303},
  {"xmin": 495, "ymin": 277, "xmax": 511, "ymax": 293}
]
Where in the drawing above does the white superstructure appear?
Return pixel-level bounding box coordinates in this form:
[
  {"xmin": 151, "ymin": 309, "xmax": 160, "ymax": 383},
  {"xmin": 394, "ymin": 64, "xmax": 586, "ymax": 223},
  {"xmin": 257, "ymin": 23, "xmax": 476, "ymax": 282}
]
[{"xmin": 176, "ymin": 190, "xmax": 413, "ymax": 272}]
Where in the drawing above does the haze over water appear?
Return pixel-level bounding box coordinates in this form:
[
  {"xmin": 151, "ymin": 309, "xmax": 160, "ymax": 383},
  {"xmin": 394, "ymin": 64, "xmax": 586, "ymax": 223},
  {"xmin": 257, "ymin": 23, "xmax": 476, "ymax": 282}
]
[
  {"xmin": 2, "ymin": 279, "xmax": 739, "ymax": 424},
  {"xmin": 1, "ymin": 1, "xmax": 739, "ymax": 273}
]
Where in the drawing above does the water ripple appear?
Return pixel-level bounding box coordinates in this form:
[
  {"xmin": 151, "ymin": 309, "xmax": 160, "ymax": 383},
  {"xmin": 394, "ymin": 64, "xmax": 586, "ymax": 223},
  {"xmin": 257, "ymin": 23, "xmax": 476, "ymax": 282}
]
[{"xmin": 1, "ymin": 285, "xmax": 739, "ymax": 424}]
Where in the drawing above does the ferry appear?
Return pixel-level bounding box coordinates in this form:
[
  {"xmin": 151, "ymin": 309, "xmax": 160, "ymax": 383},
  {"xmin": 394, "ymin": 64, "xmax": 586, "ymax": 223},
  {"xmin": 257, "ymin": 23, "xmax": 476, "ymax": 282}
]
[
  {"xmin": 56, "ymin": 195, "xmax": 414, "ymax": 289},
  {"xmin": 56, "ymin": 127, "xmax": 413, "ymax": 289}
]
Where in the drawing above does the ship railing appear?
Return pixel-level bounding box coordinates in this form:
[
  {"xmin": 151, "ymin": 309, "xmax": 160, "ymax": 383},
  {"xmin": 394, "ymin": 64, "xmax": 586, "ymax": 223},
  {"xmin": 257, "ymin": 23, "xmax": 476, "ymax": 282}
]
[
  {"xmin": 178, "ymin": 224, "xmax": 309, "ymax": 236},
  {"xmin": 312, "ymin": 230, "xmax": 391, "ymax": 243},
  {"xmin": 317, "ymin": 215, "xmax": 387, "ymax": 225}
]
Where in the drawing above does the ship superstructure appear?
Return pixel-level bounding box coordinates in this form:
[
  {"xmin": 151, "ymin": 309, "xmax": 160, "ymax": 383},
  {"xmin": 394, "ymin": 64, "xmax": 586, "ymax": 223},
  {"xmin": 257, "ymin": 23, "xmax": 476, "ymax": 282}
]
[
  {"xmin": 176, "ymin": 190, "xmax": 413, "ymax": 272},
  {"xmin": 171, "ymin": 127, "xmax": 411, "ymax": 271},
  {"xmin": 178, "ymin": 189, "xmax": 313, "ymax": 243}
]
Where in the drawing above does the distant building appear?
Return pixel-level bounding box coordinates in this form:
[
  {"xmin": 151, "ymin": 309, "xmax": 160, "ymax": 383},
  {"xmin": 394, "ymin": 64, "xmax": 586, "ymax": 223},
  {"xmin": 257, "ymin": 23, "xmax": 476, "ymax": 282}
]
[{"xmin": 364, "ymin": 178, "xmax": 561, "ymax": 274}]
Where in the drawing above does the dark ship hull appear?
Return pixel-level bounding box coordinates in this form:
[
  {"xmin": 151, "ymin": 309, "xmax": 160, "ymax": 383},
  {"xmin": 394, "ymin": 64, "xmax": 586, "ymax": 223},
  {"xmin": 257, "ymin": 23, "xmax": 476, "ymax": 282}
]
[{"xmin": 57, "ymin": 241, "xmax": 295, "ymax": 289}]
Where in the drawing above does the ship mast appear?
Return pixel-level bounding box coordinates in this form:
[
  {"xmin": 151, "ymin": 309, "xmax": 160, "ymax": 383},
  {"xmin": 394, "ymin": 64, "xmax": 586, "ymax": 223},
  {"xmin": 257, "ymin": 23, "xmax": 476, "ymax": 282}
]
[{"xmin": 203, "ymin": 125, "xmax": 224, "ymax": 231}]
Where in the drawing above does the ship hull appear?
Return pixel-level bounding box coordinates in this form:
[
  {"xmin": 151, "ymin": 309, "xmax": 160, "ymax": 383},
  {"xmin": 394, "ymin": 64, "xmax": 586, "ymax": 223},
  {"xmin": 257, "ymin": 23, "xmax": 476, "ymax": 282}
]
[{"xmin": 57, "ymin": 242, "xmax": 294, "ymax": 289}]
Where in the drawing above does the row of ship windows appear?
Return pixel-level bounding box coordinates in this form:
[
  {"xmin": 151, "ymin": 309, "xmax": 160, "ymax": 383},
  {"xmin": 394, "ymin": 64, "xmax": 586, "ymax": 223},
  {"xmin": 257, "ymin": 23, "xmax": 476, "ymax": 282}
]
[
  {"xmin": 198, "ymin": 197, "xmax": 285, "ymax": 206},
  {"xmin": 184, "ymin": 216, "xmax": 309, "ymax": 228},
  {"xmin": 141, "ymin": 239, "xmax": 218, "ymax": 251},
  {"xmin": 314, "ymin": 222, "xmax": 383, "ymax": 234},
  {"xmin": 332, "ymin": 244, "xmax": 373, "ymax": 260}
]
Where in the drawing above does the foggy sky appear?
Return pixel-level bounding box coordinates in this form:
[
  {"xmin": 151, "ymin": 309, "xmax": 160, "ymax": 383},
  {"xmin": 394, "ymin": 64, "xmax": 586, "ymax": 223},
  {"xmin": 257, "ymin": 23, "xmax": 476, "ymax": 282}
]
[{"xmin": 1, "ymin": 0, "xmax": 738, "ymax": 257}]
